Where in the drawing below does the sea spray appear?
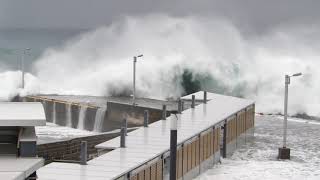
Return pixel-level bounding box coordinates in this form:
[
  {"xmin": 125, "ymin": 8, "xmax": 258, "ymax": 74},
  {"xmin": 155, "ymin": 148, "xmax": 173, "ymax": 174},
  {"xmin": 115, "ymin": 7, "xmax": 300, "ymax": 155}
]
[
  {"xmin": 52, "ymin": 102, "xmax": 56, "ymax": 124},
  {"xmin": 41, "ymin": 100, "xmax": 47, "ymax": 120},
  {"xmin": 1, "ymin": 15, "xmax": 320, "ymax": 116},
  {"xmin": 66, "ymin": 103, "xmax": 72, "ymax": 127},
  {"xmin": 0, "ymin": 70, "xmax": 39, "ymax": 101},
  {"xmin": 77, "ymin": 105, "xmax": 87, "ymax": 130},
  {"xmin": 93, "ymin": 106, "xmax": 107, "ymax": 132},
  {"xmin": 32, "ymin": 16, "xmax": 320, "ymax": 116}
]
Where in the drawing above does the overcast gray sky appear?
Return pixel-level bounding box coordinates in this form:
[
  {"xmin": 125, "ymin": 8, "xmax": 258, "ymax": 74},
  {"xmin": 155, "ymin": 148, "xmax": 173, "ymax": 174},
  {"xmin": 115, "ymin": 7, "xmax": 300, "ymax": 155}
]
[{"xmin": 1, "ymin": 0, "xmax": 319, "ymax": 33}]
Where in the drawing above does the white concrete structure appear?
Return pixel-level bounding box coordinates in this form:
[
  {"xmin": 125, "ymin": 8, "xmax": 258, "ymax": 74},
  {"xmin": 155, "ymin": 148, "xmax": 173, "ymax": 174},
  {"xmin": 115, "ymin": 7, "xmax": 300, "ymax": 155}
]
[
  {"xmin": 37, "ymin": 92, "xmax": 254, "ymax": 180},
  {"xmin": 0, "ymin": 102, "xmax": 46, "ymax": 180},
  {"xmin": 0, "ymin": 157, "xmax": 44, "ymax": 180},
  {"xmin": 0, "ymin": 102, "xmax": 46, "ymax": 126}
]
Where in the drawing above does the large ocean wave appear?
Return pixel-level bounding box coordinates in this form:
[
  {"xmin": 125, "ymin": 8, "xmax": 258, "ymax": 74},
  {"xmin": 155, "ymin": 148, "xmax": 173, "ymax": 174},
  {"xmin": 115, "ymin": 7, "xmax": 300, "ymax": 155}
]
[{"xmin": 0, "ymin": 15, "xmax": 319, "ymax": 116}]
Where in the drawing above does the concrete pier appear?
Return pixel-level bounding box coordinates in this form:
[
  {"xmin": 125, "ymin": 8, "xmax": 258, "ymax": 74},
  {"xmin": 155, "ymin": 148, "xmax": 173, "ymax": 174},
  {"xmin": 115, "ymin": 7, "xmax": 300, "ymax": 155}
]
[{"xmin": 37, "ymin": 92, "xmax": 255, "ymax": 180}]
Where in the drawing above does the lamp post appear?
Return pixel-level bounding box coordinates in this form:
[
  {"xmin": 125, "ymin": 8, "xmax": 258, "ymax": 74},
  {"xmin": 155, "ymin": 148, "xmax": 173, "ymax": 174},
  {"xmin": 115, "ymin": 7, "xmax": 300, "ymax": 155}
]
[
  {"xmin": 133, "ymin": 54, "xmax": 143, "ymax": 106},
  {"xmin": 169, "ymin": 110, "xmax": 179, "ymax": 180},
  {"xmin": 21, "ymin": 48, "xmax": 31, "ymax": 89},
  {"xmin": 278, "ymin": 72, "xmax": 302, "ymax": 159}
]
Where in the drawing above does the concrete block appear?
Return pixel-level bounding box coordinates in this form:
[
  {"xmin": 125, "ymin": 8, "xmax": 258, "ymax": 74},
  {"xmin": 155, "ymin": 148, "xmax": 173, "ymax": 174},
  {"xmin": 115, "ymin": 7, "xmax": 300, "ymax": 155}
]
[{"xmin": 278, "ymin": 147, "xmax": 290, "ymax": 159}]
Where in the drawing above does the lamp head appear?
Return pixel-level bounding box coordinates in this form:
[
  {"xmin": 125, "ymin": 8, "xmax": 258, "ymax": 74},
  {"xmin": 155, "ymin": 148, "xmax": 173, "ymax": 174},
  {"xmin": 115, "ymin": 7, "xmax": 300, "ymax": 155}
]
[
  {"xmin": 292, "ymin": 73, "xmax": 302, "ymax": 77},
  {"xmin": 137, "ymin": 54, "xmax": 143, "ymax": 58}
]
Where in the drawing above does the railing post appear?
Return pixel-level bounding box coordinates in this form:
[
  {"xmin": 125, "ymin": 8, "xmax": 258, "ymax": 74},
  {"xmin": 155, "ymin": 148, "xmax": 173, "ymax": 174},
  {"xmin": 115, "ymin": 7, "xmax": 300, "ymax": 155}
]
[
  {"xmin": 80, "ymin": 141, "xmax": 87, "ymax": 165},
  {"xmin": 123, "ymin": 118, "xmax": 127, "ymax": 136},
  {"xmin": 191, "ymin": 95, "xmax": 195, "ymax": 108},
  {"xmin": 204, "ymin": 91, "xmax": 207, "ymax": 104},
  {"xmin": 222, "ymin": 121, "xmax": 227, "ymax": 158},
  {"xmin": 144, "ymin": 110, "xmax": 149, "ymax": 127},
  {"xmin": 120, "ymin": 127, "xmax": 126, "ymax": 148},
  {"xmin": 162, "ymin": 105, "xmax": 167, "ymax": 120},
  {"xmin": 178, "ymin": 98, "xmax": 182, "ymax": 114}
]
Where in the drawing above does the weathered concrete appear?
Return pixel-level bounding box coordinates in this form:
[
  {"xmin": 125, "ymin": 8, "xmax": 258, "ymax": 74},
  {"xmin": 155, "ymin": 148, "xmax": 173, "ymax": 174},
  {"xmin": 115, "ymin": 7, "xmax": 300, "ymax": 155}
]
[{"xmin": 24, "ymin": 95, "xmax": 189, "ymax": 132}]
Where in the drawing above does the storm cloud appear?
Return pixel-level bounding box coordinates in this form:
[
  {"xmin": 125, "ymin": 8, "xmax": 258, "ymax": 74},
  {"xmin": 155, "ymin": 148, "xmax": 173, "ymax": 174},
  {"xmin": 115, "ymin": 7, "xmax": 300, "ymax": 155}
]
[{"xmin": 0, "ymin": 0, "xmax": 319, "ymax": 34}]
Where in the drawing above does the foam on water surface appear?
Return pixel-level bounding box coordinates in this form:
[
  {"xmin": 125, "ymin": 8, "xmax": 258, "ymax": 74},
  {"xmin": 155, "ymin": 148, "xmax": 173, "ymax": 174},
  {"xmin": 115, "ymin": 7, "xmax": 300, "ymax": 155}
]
[{"xmin": 194, "ymin": 115, "xmax": 320, "ymax": 180}]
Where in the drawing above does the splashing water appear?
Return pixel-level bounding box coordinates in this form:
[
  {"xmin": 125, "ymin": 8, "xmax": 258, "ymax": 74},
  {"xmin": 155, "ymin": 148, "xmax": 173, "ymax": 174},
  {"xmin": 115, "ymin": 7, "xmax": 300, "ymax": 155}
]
[
  {"xmin": 52, "ymin": 101, "xmax": 56, "ymax": 124},
  {"xmin": 77, "ymin": 106, "xmax": 87, "ymax": 130},
  {"xmin": 1, "ymin": 15, "xmax": 320, "ymax": 116},
  {"xmin": 0, "ymin": 71, "xmax": 39, "ymax": 101},
  {"xmin": 66, "ymin": 103, "xmax": 72, "ymax": 127},
  {"xmin": 93, "ymin": 106, "xmax": 107, "ymax": 132}
]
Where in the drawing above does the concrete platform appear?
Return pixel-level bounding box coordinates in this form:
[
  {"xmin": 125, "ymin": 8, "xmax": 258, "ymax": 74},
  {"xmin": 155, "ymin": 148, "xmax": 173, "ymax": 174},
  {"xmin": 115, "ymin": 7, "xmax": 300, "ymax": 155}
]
[
  {"xmin": 0, "ymin": 102, "xmax": 46, "ymax": 126},
  {"xmin": 37, "ymin": 92, "xmax": 254, "ymax": 180},
  {"xmin": 0, "ymin": 172, "xmax": 24, "ymax": 180},
  {"xmin": 0, "ymin": 157, "xmax": 44, "ymax": 180}
]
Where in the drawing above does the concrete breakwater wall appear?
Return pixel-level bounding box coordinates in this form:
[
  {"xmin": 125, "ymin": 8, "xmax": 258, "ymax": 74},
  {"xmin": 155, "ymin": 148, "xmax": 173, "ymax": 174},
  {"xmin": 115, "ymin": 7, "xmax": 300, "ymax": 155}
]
[{"xmin": 24, "ymin": 96, "xmax": 169, "ymax": 132}]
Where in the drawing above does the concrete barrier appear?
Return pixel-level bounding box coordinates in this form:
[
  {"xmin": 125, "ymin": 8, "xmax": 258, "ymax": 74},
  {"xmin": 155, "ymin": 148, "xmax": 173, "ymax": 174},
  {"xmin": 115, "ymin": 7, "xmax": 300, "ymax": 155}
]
[{"xmin": 24, "ymin": 96, "xmax": 171, "ymax": 132}]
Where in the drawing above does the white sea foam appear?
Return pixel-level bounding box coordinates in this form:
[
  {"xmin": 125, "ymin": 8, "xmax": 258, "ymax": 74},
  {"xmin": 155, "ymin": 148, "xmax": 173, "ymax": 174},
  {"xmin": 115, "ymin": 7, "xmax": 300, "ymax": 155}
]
[
  {"xmin": 1, "ymin": 15, "xmax": 319, "ymax": 116},
  {"xmin": 0, "ymin": 70, "xmax": 39, "ymax": 101},
  {"xmin": 66, "ymin": 103, "xmax": 72, "ymax": 127},
  {"xmin": 194, "ymin": 115, "xmax": 320, "ymax": 180}
]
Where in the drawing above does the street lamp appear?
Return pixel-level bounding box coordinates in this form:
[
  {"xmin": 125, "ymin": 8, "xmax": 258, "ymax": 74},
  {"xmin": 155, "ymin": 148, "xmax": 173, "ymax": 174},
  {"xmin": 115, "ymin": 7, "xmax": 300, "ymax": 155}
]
[
  {"xmin": 169, "ymin": 110, "xmax": 179, "ymax": 180},
  {"xmin": 132, "ymin": 54, "xmax": 143, "ymax": 105},
  {"xmin": 278, "ymin": 72, "xmax": 302, "ymax": 159},
  {"xmin": 21, "ymin": 48, "xmax": 31, "ymax": 89}
]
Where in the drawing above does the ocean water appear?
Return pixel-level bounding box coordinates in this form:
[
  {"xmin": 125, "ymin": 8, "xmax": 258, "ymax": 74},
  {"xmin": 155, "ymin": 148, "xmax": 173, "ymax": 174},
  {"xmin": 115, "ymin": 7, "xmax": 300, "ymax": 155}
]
[{"xmin": 195, "ymin": 115, "xmax": 320, "ymax": 180}]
